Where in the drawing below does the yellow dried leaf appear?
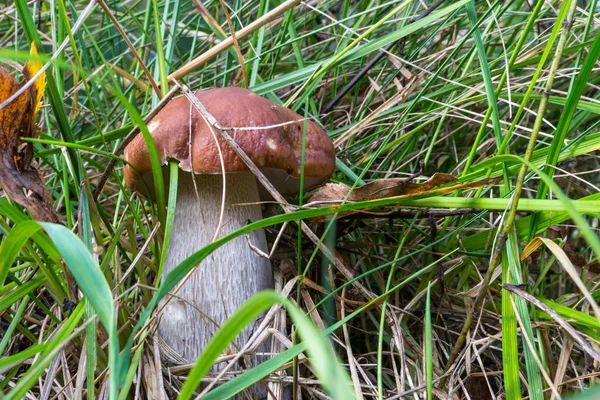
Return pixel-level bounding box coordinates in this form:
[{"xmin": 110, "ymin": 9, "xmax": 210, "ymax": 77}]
[{"xmin": 22, "ymin": 41, "xmax": 46, "ymax": 121}]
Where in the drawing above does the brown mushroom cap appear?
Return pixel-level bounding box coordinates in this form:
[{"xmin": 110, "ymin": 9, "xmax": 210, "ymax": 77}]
[{"xmin": 123, "ymin": 87, "xmax": 335, "ymax": 197}]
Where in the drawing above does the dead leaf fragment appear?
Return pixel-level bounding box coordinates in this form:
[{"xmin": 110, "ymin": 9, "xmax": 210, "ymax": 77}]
[
  {"xmin": 309, "ymin": 182, "xmax": 353, "ymax": 203},
  {"xmin": 310, "ymin": 173, "xmax": 459, "ymax": 204},
  {"xmin": 0, "ymin": 43, "xmax": 57, "ymax": 222},
  {"xmin": 350, "ymin": 172, "xmax": 459, "ymax": 201},
  {"xmin": 307, "ymin": 173, "xmax": 502, "ymax": 223}
]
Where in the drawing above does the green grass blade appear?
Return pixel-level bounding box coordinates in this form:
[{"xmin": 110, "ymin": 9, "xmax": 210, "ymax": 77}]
[
  {"xmin": 425, "ymin": 283, "xmax": 433, "ymax": 400},
  {"xmin": 0, "ymin": 221, "xmax": 43, "ymax": 286},
  {"xmin": 178, "ymin": 290, "xmax": 354, "ymax": 400}
]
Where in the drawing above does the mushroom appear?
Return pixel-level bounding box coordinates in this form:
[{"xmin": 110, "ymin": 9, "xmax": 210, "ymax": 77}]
[{"xmin": 123, "ymin": 87, "xmax": 335, "ymax": 363}]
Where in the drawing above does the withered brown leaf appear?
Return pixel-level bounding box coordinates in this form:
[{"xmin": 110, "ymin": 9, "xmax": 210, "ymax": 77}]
[
  {"xmin": 310, "ymin": 173, "xmax": 459, "ymax": 203},
  {"xmin": 0, "ymin": 43, "xmax": 58, "ymax": 222},
  {"xmin": 308, "ymin": 173, "xmax": 502, "ymax": 223},
  {"xmin": 348, "ymin": 172, "xmax": 459, "ymax": 201}
]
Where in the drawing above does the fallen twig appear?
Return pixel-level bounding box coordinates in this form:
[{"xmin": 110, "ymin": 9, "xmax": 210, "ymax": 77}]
[{"xmin": 502, "ymin": 283, "xmax": 600, "ymax": 363}]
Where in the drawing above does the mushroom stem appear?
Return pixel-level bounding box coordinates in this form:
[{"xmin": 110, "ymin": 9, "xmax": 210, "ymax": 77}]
[{"xmin": 159, "ymin": 171, "xmax": 273, "ymax": 362}]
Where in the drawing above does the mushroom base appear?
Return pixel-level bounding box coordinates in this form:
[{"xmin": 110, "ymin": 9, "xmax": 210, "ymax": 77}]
[{"xmin": 158, "ymin": 171, "xmax": 273, "ymax": 384}]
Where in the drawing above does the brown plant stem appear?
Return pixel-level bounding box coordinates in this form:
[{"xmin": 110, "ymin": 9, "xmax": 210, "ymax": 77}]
[{"xmin": 440, "ymin": 0, "xmax": 579, "ymax": 386}]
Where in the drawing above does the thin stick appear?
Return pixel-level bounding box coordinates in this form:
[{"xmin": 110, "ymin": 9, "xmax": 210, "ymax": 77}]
[
  {"xmin": 218, "ymin": 0, "xmax": 248, "ymax": 88},
  {"xmin": 167, "ymin": 0, "xmax": 302, "ymax": 81},
  {"xmin": 503, "ymin": 283, "xmax": 600, "ymax": 363},
  {"xmin": 96, "ymin": 0, "xmax": 162, "ymax": 98}
]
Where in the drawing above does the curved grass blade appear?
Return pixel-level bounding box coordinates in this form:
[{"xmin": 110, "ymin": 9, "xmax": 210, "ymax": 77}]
[
  {"xmin": 40, "ymin": 223, "xmax": 113, "ymax": 328},
  {"xmin": 178, "ymin": 290, "xmax": 354, "ymax": 400},
  {"xmin": 0, "ymin": 344, "xmax": 49, "ymax": 374},
  {"xmin": 0, "ymin": 220, "xmax": 43, "ymax": 286},
  {"xmin": 0, "ymin": 278, "xmax": 44, "ymax": 313}
]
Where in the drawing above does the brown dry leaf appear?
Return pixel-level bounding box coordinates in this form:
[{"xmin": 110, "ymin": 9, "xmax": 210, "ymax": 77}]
[
  {"xmin": 308, "ymin": 174, "xmax": 502, "ymax": 223},
  {"xmin": 0, "ymin": 43, "xmax": 58, "ymax": 222},
  {"xmin": 309, "ymin": 182, "xmax": 352, "ymax": 203},
  {"xmin": 310, "ymin": 173, "xmax": 459, "ymax": 203},
  {"xmin": 350, "ymin": 172, "xmax": 459, "ymax": 201}
]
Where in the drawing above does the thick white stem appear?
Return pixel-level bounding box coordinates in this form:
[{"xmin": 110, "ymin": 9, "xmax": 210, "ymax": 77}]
[{"xmin": 159, "ymin": 171, "xmax": 273, "ymax": 362}]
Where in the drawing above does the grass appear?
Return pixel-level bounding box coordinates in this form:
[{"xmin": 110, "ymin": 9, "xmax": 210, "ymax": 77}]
[{"xmin": 1, "ymin": 0, "xmax": 600, "ymax": 398}]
